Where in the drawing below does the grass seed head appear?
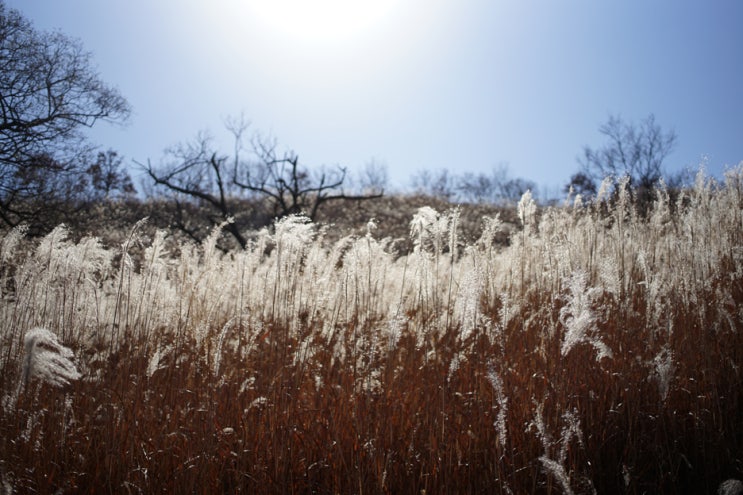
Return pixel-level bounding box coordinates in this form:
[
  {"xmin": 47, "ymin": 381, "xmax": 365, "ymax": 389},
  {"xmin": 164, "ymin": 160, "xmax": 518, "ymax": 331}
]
[{"xmin": 22, "ymin": 327, "xmax": 81, "ymax": 388}]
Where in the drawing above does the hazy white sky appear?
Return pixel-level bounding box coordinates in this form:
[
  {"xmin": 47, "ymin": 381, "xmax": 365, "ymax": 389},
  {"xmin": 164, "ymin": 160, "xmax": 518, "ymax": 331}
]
[{"xmin": 6, "ymin": 0, "xmax": 743, "ymax": 195}]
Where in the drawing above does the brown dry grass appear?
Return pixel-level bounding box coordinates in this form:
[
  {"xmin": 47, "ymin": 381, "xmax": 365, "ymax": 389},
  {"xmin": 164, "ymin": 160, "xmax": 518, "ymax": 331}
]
[{"xmin": 1, "ymin": 169, "xmax": 742, "ymax": 493}]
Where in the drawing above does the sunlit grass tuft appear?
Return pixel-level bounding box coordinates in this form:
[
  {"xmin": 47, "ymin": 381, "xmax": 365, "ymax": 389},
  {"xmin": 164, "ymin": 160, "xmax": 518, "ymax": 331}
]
[{"xmin": 0, "ymin": 165, "xmax": 742, "ymax": 492}]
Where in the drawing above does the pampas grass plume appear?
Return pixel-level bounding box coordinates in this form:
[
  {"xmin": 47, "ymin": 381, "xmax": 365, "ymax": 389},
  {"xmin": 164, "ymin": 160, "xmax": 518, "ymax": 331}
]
[
  {"xmin": 21, "ymin": 327, "xmax": 81, "ymax": 388},
  {"xmin": 719, "ymin": 479, "xmax": 743, "ymax": 495}
]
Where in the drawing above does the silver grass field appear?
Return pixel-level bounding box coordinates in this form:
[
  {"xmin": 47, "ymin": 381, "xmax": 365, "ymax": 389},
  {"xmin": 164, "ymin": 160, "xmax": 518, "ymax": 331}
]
[{"xmin": 1, "ymin": 167, "xmax": 742, "ymax": 493}]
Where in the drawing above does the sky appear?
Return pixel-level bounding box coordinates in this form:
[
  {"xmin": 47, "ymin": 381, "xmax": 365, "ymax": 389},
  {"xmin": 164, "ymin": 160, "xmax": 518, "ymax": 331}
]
[{"xmin": 5, "ymin": 0, "xmax": 743, "ymax": 197}]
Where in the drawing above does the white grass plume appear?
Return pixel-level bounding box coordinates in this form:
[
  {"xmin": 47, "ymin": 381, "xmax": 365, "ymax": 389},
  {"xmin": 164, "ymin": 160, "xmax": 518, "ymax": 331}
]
[
  {"xmin": 410, "ymin": 206, "xmax": 440, "ymax": 253},
  {"xmin": 560, "ymin": 271, "xmax": 612, "ymax": 361},
  {"xmin": 538, "ymin": 456, "xmax": 575, "ymax": 495},
  {"xmin": 487, "ymin": 366, "xmax": 508, "ymax": 448},
  {"xmin": 1, "ymin": 223, "xmax": 28, "ymax": 264},
  {"xmin": 531, "ymin": 402, "xmax": 585, "ymax": 495},
  {"xmin": 21, "ymin": 327, "xmax": 81, "ymax": 388},
  {"xmin": 650, "ymin": 345, "xmax": 675, "ymax": 401},
  {"xmin": 517, "ymin": 189, "xmax": 536, "ymax": 229},
  {"xmin": 719, "ymin": 479, "xmax": 743, "ymax": 495}
]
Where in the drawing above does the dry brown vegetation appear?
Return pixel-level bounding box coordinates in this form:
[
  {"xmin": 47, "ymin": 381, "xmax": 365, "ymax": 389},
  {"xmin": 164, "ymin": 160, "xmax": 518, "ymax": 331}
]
[{"xmin": 1, "ymin": 168, "xmax": 742, "ymax": 493}]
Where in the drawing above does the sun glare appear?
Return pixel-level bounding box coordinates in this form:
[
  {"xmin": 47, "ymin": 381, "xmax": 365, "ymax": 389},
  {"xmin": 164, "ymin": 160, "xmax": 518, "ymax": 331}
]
[{"xmin": 247, "ymin": 0, "xmax": 397, "ymax": 42}]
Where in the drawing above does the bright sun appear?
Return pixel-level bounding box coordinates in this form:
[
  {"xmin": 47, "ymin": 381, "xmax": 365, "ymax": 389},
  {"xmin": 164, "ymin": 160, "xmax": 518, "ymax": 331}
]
[{"xmin": 247, "ymin": 0, "xmax": 397, "ymax": 42}]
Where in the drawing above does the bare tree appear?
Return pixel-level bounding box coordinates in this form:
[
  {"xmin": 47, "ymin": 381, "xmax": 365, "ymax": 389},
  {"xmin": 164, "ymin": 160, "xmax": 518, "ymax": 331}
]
[
  {"xmin": 83, "ymin": 149, "xmax": 135, "ymax": 201},
  {"xmin": 411, "ymin": 168, "xmax": 456, "ymax": 200},
  {"xmin": 142, "ymin": 132, "xmax": 248, "ymax": 248},
  {"xmin": 144, "ymin": 120, "xmax": 384, "ymax": 248},
  {"xmin": 455, "ymin": 164, "xmax": 537, "ymax": 205},
  {"xmin": 2, "ymin": 152, "xmax": 88, "ymax": 231},
  {"xmin": 234, "ymin": 134, "xmax": 383, "ymax": 221},
  {"xmin": 500, "ymin": 177, "xmax": 537, "ymax": 203},
  {"xmin": 0, "ymin": 3, "xmax": 130, "ymax": 228},
  {"xmin": 355, "ymin": 158, "xmax": 388, "ymax": 195},
  {"xmin": 579, "ymin": 114, "xmax": 677, "ymax": 200},
  {"xmin": 563, "ymin": 171, "xmax": 597, "ymax": 198},
  {"xmin": 457, "ymin": 171, "xmax": 494, "ymax": 204}
]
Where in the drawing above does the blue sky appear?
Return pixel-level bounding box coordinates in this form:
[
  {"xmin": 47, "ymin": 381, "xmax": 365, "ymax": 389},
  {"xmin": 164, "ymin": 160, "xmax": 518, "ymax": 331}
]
[{"xmin": 6, "ymin": 0, "xmax": 743, "ymax": 197}]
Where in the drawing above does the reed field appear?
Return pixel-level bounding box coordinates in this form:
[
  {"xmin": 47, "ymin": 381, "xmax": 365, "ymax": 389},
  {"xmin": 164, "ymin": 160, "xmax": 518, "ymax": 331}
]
[{"xmin": 1, "ymin": 168, "xmax": 742, "ymax": 493}]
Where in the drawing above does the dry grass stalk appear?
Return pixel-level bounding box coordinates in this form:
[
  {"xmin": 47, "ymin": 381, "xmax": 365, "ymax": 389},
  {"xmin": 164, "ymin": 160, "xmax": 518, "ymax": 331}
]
[{"xmin": 0, "ymin": 165, "xmax": 741, "ymax": 492}]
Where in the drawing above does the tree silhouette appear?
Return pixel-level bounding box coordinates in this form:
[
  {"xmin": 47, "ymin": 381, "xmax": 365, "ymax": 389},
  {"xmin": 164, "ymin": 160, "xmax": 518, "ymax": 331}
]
[
  {"xmin": 0, "ymin": 2, "xmax": 130, "ymax": 228},
  {"xmin": 578, "ymin": 114, "xmax": 676, "ymax": 205},
  {"xmin": 144, "ymin": 119, "xmax": 383, "ymax": 249},
  {"xmin": 234, "ymin": 133, "xmax": 382, "ymax": 221},
  {"xmin": 84, "ymin": 150, "xmax": 135, "ymax": 201}
]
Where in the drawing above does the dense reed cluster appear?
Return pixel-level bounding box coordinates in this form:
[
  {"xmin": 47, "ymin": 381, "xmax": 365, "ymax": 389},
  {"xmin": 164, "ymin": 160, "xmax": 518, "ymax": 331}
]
[{"xmin": 1, "ymin": 167, "xmax": 742, "ymax": 493}]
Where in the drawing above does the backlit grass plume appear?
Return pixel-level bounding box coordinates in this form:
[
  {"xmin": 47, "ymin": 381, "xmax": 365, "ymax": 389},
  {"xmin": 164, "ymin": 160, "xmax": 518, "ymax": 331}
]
[
  {"xmin": 21, "ymin": 327, "xmax": 80, "ymax": 388},
  {"xmin": 0, "ymin": 165, "xmax": 741, "ymax": 492}
]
